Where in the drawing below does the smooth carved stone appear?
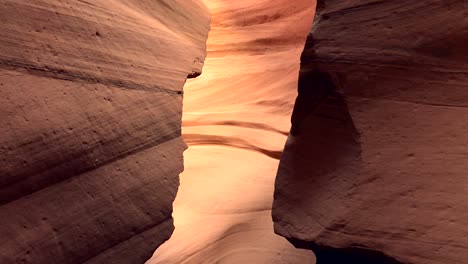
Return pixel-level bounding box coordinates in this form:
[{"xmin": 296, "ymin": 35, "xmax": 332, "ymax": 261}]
[
  {"xmin": 0, "ymin": 0, "xmax": 209, "ymax": 263},
  {"xmin": 273, "ymin": 1, "xmax": 468, "ymax": 264}
]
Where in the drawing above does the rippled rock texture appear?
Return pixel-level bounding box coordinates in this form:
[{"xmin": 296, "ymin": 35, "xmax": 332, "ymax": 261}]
[
  {"xmin": 0, "ymin": 1, "xmax": 209, "ymax": 263},
  {"xmin": 150, "ymin": 0, "xmax": 317, "ymax": 263},
  {"xmin": 273, "ymin": 0, "xmax": 468, "ymax": 263}
]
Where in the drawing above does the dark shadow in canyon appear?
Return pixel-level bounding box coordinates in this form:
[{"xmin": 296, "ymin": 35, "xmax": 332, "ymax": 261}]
[
  {"xmin": 289, "ymin": 238, "xmax": 403, "ymax": 264},
  {"xmin": 282, "ymin": 67, "xmax": 362, "ymax": 186}
]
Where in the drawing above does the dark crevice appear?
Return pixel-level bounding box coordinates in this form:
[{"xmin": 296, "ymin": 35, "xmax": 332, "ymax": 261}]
[
  {"xmin": 288, "ymin": 238, "xmax": 405, "ymax": 264},
  {"xmin": 183, "ymin": 134, "xmax": 282, "ymax": 159}
]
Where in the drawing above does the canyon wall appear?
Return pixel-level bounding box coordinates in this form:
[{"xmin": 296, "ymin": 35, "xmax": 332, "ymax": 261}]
[
  {"xmin": 0, "ymin": 1, "xmax": 209, "ymax": 263},
  {"xmin": 273, "ymin": 1, "xmax": 468, "ymax": 263}
]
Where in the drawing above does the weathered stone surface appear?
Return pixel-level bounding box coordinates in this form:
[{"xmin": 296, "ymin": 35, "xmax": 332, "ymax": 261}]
[
  {"xmin": 273, "ymin": 1, "xmax": 468, "ymax": 263},
  {"xmin": 149, "ymin": 0, "xmax": 317, "ymax": 263},
  {"xmin": 0, "ymin": 1, "xmax": 209, "ymax": 263}
]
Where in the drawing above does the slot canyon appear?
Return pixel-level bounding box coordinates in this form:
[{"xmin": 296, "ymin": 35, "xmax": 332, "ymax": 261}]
[{"xmin": 1, "ymin": 1, "xmax": 467, "ymax": 264}]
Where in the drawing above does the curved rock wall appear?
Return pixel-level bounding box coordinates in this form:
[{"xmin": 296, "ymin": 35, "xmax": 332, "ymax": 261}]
[
  {"xmin": 150, "ymin": 0, "xmax": 317, "ymax": 263},
  {"xmin": 273, "ymin": 1, "xmax": 468, "ymax": 263},
  {"xmin": 0, "ymin": 1, "xmax": 209, "ymax": 263}
]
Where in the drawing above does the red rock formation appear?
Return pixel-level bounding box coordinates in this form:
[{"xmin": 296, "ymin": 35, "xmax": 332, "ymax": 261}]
[
  {"xmin": 273, "ymin": 1, "xmax": 468, "ymax": 263},
  {"xmin": 150, "ymin": 0, "xmax": 317, "ymax": 263},
  {"xmin": 0, "ymin": 1, "xmax": 209, "ymax": 263}
]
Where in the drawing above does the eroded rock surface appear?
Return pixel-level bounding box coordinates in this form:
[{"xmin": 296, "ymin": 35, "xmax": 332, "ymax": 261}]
[
  {"xmin": 273, "ymin": 1, "xmax": 468, "ymax": 264},
  {"xmin": 0, "ymin": 1, "xmax": 209, "ymax": 263},
  {"xmin": 150, "ymin": 0, "xmax": 317, "ymax": 263}
]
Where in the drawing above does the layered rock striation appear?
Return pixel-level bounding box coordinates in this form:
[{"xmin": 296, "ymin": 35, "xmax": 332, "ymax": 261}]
[
  {"xmin": 150, "ymin": 0, "xmax": 317, "ymax": 263},
  {"xmin": 0, "ymin": 1, "xmax": 209, "ymax": 263},
  {"xmin": 273, "ymin": 1, "xmax": 468, "ymax": 263}
]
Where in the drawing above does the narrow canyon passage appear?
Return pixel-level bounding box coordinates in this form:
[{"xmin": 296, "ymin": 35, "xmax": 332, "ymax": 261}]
[
  {"xmin": 150, "ymin": 0, "xmax": 317, "ymax": 263},
  {"xmin": 2, "ymin": 1, "xmax": 467, "ymax": 263}
]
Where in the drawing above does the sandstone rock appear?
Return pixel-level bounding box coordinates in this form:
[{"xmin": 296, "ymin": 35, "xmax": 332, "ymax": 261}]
[
  {"xmin": 0, "ymin": 1, "xmax": 209, "ymax": 263},
  {"xmin": 273, "ymin": 1, "xmax": 468, "ymax": 263},
  {"xmin": 149, "ymin": 0, "xmax": 317, "ymax": 263}
]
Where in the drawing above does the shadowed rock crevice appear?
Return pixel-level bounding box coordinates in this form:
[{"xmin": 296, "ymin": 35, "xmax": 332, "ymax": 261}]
[{"xmin": 288, "ymin": 238, "xmax": 403, "ymax": 264}]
